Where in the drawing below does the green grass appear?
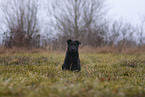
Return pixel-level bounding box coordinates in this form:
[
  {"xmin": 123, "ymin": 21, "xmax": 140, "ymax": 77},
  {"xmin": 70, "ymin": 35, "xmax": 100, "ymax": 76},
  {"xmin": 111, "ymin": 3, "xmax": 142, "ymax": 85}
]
[{"xmin": 0, "ymin": 52, "xmax": 145, "ymax": 97}]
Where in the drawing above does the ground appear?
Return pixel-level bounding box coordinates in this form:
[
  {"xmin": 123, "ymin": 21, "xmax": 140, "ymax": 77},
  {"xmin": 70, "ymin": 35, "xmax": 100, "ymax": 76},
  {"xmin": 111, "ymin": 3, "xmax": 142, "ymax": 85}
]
[{"xmin": 0, "ymin": 52, "xmax": 145, "ymax": 97}]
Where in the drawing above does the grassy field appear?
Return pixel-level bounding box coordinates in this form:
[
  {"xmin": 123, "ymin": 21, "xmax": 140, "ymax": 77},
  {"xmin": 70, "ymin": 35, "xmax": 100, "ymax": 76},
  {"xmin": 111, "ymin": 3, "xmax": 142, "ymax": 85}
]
[{"xmin": 0, "ymin": 51, "xmax": 145, "ymax": 97}]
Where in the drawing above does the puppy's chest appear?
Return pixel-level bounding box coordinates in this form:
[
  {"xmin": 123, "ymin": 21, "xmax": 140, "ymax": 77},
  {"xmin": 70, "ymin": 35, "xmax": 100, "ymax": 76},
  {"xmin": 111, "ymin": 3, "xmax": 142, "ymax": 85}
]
[{"xmin": 69, "ymin": 57, "xmax": 78, "ymax": 64}]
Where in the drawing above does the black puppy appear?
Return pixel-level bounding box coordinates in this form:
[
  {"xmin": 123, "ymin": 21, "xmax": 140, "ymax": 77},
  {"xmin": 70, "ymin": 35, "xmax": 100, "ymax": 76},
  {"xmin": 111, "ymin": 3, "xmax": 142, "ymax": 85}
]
[{"xmin": 62, "ymin": 39, "xmax": 81, "ymax": 71}]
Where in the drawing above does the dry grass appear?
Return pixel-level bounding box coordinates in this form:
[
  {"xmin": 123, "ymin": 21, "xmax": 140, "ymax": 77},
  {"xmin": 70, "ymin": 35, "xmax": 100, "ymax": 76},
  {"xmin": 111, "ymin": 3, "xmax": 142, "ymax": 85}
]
[
  {"xmin": 79, "ymin": 45, "xmax": 145, "ymax": 54},
  {"xmin": 0, "ymin": 47, "xmax": 46, "ymax": 54},
  {"xmin": 0, "ymin": 45, "xmax": 145, "ymax": 55}
]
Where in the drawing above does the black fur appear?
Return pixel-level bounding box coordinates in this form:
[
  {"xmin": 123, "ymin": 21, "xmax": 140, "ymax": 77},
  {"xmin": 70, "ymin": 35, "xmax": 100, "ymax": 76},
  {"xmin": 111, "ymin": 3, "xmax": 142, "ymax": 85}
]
[{"xmin": 62, "ymin": 39, "xmax": 81, "ymax": 71}]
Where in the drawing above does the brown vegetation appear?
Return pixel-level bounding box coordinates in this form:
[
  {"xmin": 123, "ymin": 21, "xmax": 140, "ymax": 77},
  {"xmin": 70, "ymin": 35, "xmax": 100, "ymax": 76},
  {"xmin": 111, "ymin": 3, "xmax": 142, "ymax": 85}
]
[
  {"xmin": 0, "ymin": 45, "xmax": 145, "ymax": 55},
  {"xmin": 79, "ymin": 45, "xmax": 145, "ymax": 54}
]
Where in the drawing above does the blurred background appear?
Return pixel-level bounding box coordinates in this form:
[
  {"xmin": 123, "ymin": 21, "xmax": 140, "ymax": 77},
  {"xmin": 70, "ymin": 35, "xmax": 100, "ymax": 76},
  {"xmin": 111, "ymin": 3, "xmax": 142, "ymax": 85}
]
[{"xmin": 0, "ymin": 0, "xmax": 145, "ymax": 51}]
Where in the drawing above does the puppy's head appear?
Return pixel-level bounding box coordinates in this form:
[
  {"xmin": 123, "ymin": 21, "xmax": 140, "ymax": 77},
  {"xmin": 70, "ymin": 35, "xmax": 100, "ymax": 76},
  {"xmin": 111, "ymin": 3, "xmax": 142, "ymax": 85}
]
[{"xmin": 67, "ymin": 39, "xmax": 81, "ymax": 53}]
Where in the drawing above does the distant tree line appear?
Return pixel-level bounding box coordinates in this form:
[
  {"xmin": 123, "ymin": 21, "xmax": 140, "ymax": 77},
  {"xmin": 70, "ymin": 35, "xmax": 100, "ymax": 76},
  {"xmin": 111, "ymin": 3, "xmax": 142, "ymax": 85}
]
[{"xmin": 0, "ymin": 0, "xmax": 145, "ymax": 49}]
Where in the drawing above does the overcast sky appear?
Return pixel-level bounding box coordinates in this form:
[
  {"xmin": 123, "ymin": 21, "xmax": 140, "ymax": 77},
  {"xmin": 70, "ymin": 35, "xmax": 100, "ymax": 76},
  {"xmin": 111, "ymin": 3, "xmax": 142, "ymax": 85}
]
[
  {"xmin": 108, "ymin": 0, "xmax": 145, "ymax": 26},
  {"xmin": 0, "ymin": 0, "xmax": 145, "ymax": 31}
]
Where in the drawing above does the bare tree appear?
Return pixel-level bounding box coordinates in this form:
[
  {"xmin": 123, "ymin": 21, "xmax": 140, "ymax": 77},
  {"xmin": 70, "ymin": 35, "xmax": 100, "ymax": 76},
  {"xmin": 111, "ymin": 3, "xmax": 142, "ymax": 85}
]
[
  {"xmin": 48, "ymin": 0, "xmax": 108, "ymax": 48},
  {"xmin": 108, "ymin": 19, "xmax": 136, "ymax": 47},
  {"xmin": 0, "ymin": 0, "xmax": 40, "ymax": 48},
  {"xmin": 137, "ymin": 16, "xmax": 145, "ymax": 46}
]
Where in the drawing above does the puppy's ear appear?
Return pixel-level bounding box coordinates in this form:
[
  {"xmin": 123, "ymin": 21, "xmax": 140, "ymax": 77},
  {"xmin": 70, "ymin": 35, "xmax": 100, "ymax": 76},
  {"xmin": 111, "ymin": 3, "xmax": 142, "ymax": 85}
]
[
  {"xmin": 67, "ymin": 39, "xmax": 72, "ymax": 44},
  {"xmin": 75, "ymin": 40, "xmax": 81, "ymax": 45}
]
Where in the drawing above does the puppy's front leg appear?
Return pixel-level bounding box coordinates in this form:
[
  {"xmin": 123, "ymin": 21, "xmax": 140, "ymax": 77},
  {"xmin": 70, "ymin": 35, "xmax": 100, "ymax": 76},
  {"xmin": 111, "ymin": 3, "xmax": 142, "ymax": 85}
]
[
  {"xmin": 71, "ymin": 60, "xmax": 81, "ymax": 71},
  {"xmin": 62, "ymin": 56, "xmax": 71, "ymax": 70}
]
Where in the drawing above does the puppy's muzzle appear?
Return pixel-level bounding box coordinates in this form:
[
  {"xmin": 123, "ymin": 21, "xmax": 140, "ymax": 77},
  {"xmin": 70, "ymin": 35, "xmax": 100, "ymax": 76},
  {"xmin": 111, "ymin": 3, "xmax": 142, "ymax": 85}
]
[{"xmin": 70, "ymin": 46, "xmax": 76, "ymax": 52}]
